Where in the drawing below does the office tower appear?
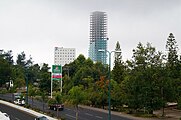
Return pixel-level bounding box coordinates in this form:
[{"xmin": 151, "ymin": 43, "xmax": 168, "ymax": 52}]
[
  {"xmin": 54, "ymin": 47, "xmax": 76, "ymax": 66},
  {"xmin": 89, "ymin": 11, "xmax": 108, "ymax": 64}
]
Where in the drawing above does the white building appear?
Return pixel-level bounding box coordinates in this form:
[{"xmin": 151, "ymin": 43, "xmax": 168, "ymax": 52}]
[{"xmin": 54, "ymin": 47, "xmax": 76, "ymax": 66}]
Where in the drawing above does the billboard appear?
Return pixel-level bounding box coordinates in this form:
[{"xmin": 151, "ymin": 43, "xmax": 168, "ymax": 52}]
[{"xmin": 52, "ymin": 65, "xmax": 62, "ymax": 80}]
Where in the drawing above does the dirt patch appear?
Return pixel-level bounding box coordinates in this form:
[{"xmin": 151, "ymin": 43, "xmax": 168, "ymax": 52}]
[{"xmin": 154, "ymin": 108, "xmax": 181, "ymax": 120}]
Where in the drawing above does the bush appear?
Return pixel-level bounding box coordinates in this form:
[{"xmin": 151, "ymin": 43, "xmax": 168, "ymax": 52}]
[
  {"xmin": 0, "ymin": 89, "xmax": 7, "ymax": 94},
  {"xmin": 25, "ymin": 104, "xmax": 30, "ymax": 108},
  {"xmin": 47, "ymin": 98, "xmax": 56, "ymax": 105},
  {"xmin": 9, "ymin": 87, "xmax": 16, "ymax": 93}
]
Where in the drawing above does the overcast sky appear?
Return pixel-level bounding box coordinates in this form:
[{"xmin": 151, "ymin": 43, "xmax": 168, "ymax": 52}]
[{"xmin": 0, "ymin": 0, "xmax": 180, "ymax": 65}]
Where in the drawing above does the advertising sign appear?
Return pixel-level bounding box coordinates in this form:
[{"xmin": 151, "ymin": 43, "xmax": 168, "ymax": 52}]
[{"xmin": 52, "ymin": 65, "xmax": 62, "ymax": 80}]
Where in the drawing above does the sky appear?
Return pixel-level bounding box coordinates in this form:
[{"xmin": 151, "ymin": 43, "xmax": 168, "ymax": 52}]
[{"xmin": 0, "ymin": 0, "xmax": 180, "ymax": 66}]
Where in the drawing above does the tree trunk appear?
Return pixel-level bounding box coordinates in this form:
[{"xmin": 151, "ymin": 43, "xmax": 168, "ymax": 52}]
[
  {"xmin": 76, "ymin": 105, "xmax": 78, "ymax": 120},
  {"xmin": 57, "ymin": 108, "xmax": 59, "ymax": 118},
  {"xmin": 32, "ymin": 97, "xmax": 34, "ymax": 107},
  {"xmin": 102, "ymin": 101, "xmax": 104, "ymax": 109},
  {"xmin": 161, "ymin": 87, "xmax": 165, "ymax": 117},
  {"xmin": 162, "ymin": 106, "xmax": 165, "ymax": 117},
  {"xmin": 43, "ymin": 103, "xmax": 44, "ymax": 113}
]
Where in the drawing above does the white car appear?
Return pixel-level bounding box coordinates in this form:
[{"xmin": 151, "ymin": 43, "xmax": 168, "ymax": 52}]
[
  {"xmin": 0, "ymin": 111, "xmax": 10, "ymax": 120},
  {"xmin": 14, "ymin": 98, "xmax": 25, "ymax": 105}
]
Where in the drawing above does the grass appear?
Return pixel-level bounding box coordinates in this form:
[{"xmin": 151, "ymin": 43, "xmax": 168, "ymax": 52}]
[
  {"xmin": 134, "ymin": 113, "xmax": 157, "ymax": 118},
  {"xmin": 122, "ymin": 108, "xmax": 158, "ymax": 118}
]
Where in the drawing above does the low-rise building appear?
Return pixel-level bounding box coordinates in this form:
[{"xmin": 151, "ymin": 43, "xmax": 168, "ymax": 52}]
[{"xmin": 54, "ymin": 47, "xmax": 76, "ymax": 66}]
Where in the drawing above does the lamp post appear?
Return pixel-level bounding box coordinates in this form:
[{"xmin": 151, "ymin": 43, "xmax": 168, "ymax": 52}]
[
  {"xmin": 25, "ymin": 72, "xmax": 28, "ymax": 105},
  {"xmin": 108, "ymin": 51, "xmax": 112, "ymax": 120},
  {"xmin": 98, "ymin": 49, "xmax": 121, "ymax": 120}
]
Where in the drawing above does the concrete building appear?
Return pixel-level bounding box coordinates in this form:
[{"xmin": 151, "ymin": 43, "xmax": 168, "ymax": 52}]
[
  {"xmin": 88, "ymin": 11, "xmax": 108, "ymax": 64},
  {"xmin": 54, "ymin": 47, "xmax": 75, "ymax": 66}
]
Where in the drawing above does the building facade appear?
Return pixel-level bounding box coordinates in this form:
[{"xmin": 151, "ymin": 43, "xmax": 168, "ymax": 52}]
[
  {"xmin": 54, "ymin": 47, "xmax": 75, "ymax": 66},
  {"xmin": 88, "ymin": 11, "xmax": 108, "ymax": 64}
]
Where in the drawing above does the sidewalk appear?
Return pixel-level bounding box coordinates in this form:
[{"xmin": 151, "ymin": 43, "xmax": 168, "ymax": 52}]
[
  {"xmin": 154, "ymin": 108, "xmax": 181, "ymax": 120},
  {"xmin": 79, "ymin": 105, "xmax": 181, "ymax": 120},
  {"xmin": 0, "ymin": 100, "xmax": 57, "ymax": 120}
]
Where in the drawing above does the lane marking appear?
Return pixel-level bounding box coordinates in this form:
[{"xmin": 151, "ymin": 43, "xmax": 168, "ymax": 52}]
[
  {"xmin": 66, "ymin": 114, "xmax": 76, "ymax": 119},
  {"xmin": 95, "ymin": 116, "xmax": 103, "ymax": 119},
  {"xmin": 15, "ymin": 117, "xmax": 20, "ymax": 120},
  {"xmin": 65, "ymin": 108, "xmax": 71, "ymax": 111},
  {"xmin": 85, "ymin": 112, "xmax": 93, "ymax": 116}
]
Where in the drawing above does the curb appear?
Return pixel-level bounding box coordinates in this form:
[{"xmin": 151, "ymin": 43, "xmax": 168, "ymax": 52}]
[
  {"xmin": 79, "ymin": 105, "xmax": 159, "ymax": 120},
  {"xmin": 0, "ymin": 100, "xmax": 58, "ymax": 120}
]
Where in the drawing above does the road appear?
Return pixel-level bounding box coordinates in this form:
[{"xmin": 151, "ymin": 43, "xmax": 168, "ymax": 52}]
[
  {"xmin": 0, "ymin": 103, "xmax": 35, "ymax": 120},
  {"xmin": 0, "ymin": 93, "xmax": 133, "ymax": 120},
  {"xmin": 57, "ymin": 106, "xmax": 133, "ymax": 120}
]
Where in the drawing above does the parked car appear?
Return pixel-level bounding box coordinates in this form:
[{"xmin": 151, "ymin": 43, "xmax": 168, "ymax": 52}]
[
  {"xmin": 13, "ymin": 93, "xmax": 25, "ymax": 105},
  {"xmin": 35, "ymin": 116, "xmax": 49, "ymax": 120},
  {"xmin": 49, "ymin": 104, "xmax": 64, "ymax": 111},
  {"xmin": 14, "ymin": 98, "xmax": 25, "ymax": 105}
]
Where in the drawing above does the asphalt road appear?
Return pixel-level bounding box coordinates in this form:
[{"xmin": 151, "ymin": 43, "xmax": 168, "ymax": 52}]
[
  {"xmin": 0, "ymin": 93, "xmax": 133, "ymax": 120},
  {"xmin": 54, "ymin": 105, "xmax": 133, "ymax": 120},
  {"xmin": 0, "ymin": 103, "xmax": 35, "ymax": 120}
]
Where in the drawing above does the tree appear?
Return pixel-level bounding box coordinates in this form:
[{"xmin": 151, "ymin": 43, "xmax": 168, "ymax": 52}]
[
  {"xmin": 28, "ymin": 84, "xmax": 37, "ymax": 106},
  {"xmin": 122, "ymin": 42, "xmax": 164, "ymax": 114},
  {"xmin": 40, "ymin": 90, "xmax": 48, "ymax": 113},
  {"xmin": 27, "ymin": 64, "xmax": 40, "ymax": 84},
  {"xmin": 93, "ymin": 62, "xmax": 108, "ymax": 82},
  {"xmin": 114, "ymin": 41, "xmax": 122, "ymax": 62},
  {"xmin": 39, "ymin": 63, "xmax": 51, "ymax": 93},
  {"xmin": 95, "ymin": 76, "xmax": 108, "ymax": 109},
  {"xmin": 165, "ymin": 33, "xmax": 181, "ymax": 105},
  {"xmin": 16, "ymin": 52, "xmax": 27, "ymax": 67},
  {"xmin": 67, "ymin": 86, "xmax": 87, "ymax": 120},
  {"xmin": 4, "ymin": 50, "xmax": 14, "ymax": 65},
  {"xmin": 0, "ymin": 57, "xmax": 12, "ymax": 87},
  {"xmin": 62, "ymin": 74, "xmax": 73, "ymax": 94},
  {"xmin": 75, "ymin": 54, "xmax": 86, "ymax": 68},
  {"xmin": 166, "ymin": 33, "xmax": 179, "ymax": 70},
  {"xmin": 0, "ymin": 50, "xmax": 14, "ymax": 87},
  {"xmin": 82, "ymin": 76, "xmax": 94, "ymax": 90},
  {"xmin": 14, "ymin": 77, "xmax": 25, "ymax": 90},
  {"xmin": 111, "ymin": 80, "xmax": 123, "ymax": 110},
  {"xmin": 62, "ymin": 54, "xmax": 108, "ymax": 109},
  {"xmin": 112, "ymin": 41, "xmax": 125, "ymax": 83},
  {"xmin": 54, "ymin": 92, "xmax": 63, "ymax": 118},
  {"xmin": 15, "ymin": 52, "xmax": 33, "ymax": 91},
  {"xmin": 72, "ymin": 66, "xmax": 93, "ymax": 86}
]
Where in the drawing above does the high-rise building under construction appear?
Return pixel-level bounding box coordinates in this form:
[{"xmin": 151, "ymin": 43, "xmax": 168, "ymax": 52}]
[{"xmin": 88, "ymin": 11, "xmax": 108, "ymax": 64}]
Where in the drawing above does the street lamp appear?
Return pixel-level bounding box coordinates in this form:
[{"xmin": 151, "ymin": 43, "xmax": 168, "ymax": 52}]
[
  {"xmin": 98, "ymin": 49, "xmax": 121, "ymax": 120},
  {"xmin": 25, "ymin": 72, "xmax": 28, "ymax": 105}
]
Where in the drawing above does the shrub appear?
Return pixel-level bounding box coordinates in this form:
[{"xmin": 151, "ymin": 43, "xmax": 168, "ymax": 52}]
[
  {"xmin": 0, "ymin": 89, "xmax": 7, "ymax": 94},
  {"xmin": 47, "ymin": 98, "xmax": 56, "ymax": 105}
]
